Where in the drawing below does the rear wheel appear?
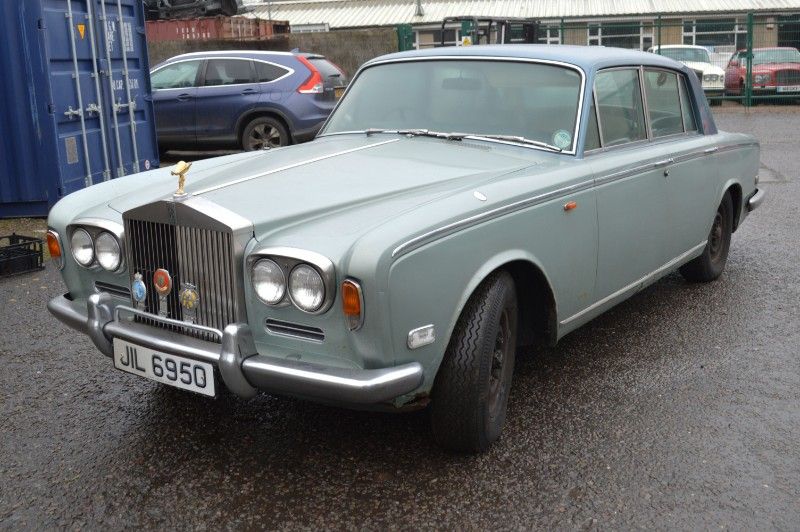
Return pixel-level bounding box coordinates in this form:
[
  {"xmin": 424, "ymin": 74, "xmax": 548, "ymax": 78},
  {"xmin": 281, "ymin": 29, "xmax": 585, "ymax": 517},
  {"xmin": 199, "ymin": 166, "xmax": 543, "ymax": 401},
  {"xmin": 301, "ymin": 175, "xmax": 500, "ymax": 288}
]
[
  {"xmin": 680, "ymin": 192, "xmax": 733, "ymax": 283},
  {"xmin": 430, "ymin": 271, "xmax": 518, "ymax": 453},
  {"xmin": 242, "ymin": 116, "xmax": 289, "ymax": 151}
]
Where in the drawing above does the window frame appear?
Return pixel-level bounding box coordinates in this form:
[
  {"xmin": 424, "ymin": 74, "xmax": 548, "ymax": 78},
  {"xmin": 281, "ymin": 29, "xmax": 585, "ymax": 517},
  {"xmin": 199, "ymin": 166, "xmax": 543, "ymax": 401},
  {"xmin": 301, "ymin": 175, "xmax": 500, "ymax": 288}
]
[
  {"xmin": 585, "ymin": 65, "xmax": 701, "ymax": 155},
  {"xmin": 318, "ymin": 56, "xmax": 587, "ymax": 156},
  {"xmin": 149, "ymin": 59, "xmax": 204, "ymax": 91}
]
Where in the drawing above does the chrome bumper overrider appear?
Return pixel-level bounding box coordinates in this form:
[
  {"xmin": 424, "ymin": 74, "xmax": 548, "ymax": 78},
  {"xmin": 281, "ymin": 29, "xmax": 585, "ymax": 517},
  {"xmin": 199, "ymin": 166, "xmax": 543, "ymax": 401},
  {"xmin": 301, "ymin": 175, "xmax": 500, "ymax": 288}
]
[
  {"xmin": 47, "ymin": 292, "xmax": 424, "ymax": 404},
  {"xmin": 748, "ymin": 188, "xmax": 765, "ymax": 212}
]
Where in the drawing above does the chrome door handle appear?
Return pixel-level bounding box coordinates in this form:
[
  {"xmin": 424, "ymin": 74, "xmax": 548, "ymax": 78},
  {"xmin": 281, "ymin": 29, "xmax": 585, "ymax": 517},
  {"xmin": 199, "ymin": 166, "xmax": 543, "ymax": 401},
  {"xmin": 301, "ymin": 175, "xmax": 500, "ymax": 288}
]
[
  {"xmin": 652, "ymin": 158, "xmax": 674, "ymax": 168},
  {"xmin": 241, "ymin": 88, "xmax": 257, "ymax": 94},
  {"xmin": 704, "ymin": 146, "xmax": 719, "ymax": 154},
  {"xmin": 176, "ymin": 93, "xmax": 192, "ymax": 101}
]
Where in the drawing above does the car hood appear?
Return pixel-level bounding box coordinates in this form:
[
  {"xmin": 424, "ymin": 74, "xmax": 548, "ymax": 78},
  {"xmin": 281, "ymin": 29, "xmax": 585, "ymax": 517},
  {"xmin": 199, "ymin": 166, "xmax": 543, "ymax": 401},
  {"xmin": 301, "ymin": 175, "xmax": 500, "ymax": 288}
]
[
  {"xmin": 752, "ymin": 62, "xmax": 800, "ymax": 72},
  {"xmin": 682, "ymin": 61, "xmax": 725, "ymax": 75},
  {"xmin": 108, "ymin": 135, "xmax": 550, "ymax": 240}
]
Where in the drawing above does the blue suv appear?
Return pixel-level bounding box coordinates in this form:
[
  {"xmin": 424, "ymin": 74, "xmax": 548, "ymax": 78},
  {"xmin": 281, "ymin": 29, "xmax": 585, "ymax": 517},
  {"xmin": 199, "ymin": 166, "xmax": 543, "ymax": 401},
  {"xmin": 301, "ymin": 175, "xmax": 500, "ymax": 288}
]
[{"xmin": 150, "ymin": 50, "xmax": 347, "ymax": 152}]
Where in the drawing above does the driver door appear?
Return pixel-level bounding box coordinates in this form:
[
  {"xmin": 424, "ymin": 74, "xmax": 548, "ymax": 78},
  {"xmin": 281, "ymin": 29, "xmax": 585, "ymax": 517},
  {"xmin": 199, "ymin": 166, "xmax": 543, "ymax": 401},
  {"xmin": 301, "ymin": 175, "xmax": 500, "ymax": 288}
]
[{"xmin": 151, "ymin": 60, "xmax": 202, "ymax": 147}]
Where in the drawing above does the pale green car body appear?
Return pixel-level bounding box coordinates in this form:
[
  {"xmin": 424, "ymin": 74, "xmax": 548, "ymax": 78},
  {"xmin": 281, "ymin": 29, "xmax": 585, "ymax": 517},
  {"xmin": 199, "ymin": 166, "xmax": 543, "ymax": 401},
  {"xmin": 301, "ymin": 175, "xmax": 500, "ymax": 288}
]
[{"xmin": 47, "ymin": 46, "xmax": 762, "ymax": 410}]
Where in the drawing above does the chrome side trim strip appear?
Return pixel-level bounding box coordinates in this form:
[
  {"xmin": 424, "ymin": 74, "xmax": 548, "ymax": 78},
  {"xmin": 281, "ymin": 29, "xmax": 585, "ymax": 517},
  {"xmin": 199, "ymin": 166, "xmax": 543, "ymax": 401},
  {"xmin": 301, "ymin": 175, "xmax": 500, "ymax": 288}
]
[
  {"xmin": 192, "ymin": 139, "xmax": 400, "ymax": 195},
  {"xmin": 716, "ymin": 141, "xmax": 759, "ymax": 154},
  {"xmin": 559, "ymin": 240, "xmax": 707, "ymax": 326},
  {"xmin": 391, "ymin": 179, "xmax": 596, "ymax": 258}
]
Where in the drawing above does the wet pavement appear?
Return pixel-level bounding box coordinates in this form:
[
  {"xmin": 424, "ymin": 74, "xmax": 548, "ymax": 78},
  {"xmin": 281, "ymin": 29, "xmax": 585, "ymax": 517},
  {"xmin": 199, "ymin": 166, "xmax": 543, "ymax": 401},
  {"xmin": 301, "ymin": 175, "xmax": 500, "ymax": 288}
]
[{"xmin": 2, "ymin": 109, "xmax": 798, "ymax": 529}]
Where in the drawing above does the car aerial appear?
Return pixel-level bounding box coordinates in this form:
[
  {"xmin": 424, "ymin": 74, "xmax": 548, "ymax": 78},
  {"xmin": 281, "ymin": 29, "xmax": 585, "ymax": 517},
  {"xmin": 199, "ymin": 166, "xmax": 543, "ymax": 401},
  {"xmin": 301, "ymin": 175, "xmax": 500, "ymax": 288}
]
[
  {"xmin": 150, "ymin": 50, "xmax": 347, "ymax": 153},
  {"xmin": 47, "ymin": 45, "xmax": 763, "ymax": 452},
  {"xmin": 724, "ymin": 47, "xmax": 800, "ymax": 99},
  {"xmin": 648, "ymin": 45, "xmax": 725, "ymax": 103}
]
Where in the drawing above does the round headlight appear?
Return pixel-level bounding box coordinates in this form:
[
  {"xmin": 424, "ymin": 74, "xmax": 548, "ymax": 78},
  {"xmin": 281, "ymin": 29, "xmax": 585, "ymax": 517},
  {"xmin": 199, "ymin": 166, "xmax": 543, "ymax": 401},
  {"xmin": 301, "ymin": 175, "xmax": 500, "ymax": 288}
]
[
  {"xmin": 95, "ymin": 231, "xmax": 121, "ymax": 271},
  {"xmin": 289, "ymin": 264, "xmax": 325, "ymax": 312},
  {"xmin": 252, "ymin": 259, "xmax": 286, "ymax": 305},
  {"xmin": 70, "ymin": 228, "xmax": 94, "ymax": 267}
]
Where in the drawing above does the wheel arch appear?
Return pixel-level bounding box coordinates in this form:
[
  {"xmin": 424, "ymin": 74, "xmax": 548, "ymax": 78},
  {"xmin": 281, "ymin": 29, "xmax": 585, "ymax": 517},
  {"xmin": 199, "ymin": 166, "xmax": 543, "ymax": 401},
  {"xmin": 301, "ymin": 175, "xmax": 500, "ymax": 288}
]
[
  {"xmin": 235, "ymin": 107, "xmax": 294, "ymax": 145},
  {"xmin": 444, "ymin": 251, "xmax": 559, "ymax": 355},
  {"xmin": 721, "ymin": 179, "xmax": 743, "ymax": 231}
]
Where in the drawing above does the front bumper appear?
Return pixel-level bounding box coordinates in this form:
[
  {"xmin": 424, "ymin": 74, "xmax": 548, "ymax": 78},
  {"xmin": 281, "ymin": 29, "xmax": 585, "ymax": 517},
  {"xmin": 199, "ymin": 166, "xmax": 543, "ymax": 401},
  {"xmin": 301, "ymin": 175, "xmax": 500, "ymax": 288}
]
[
  {"xmin": 47, "ymin": 292, "xmax": 423, "ymax": 404},
  {"xmin": 748, "ymin": 188, "xmax": 765, "ymax": 212}
]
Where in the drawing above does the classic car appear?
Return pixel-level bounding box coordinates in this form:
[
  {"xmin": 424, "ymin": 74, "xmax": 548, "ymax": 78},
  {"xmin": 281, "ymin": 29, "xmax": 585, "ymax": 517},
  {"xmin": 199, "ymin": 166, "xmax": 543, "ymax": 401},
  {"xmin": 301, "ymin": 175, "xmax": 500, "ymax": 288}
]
[
  {"xmin": 46, "ymin": 45, "xmax": 763, "ymax": 452},
  {"xmin": 648, "ymin": 45, "xmax": 726, "ymax": 103},
  {"xmin": 724, "ymin": 47, "xmax": 800, "ymax": 98}
]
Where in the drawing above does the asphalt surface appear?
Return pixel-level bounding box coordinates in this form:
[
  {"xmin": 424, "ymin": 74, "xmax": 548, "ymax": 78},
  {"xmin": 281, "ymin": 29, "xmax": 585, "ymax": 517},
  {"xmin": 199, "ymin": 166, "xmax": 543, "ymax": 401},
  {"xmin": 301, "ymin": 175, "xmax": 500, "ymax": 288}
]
[{"xmin": 2, "ymin": 108, "xmax": 799, "ymax": 530}]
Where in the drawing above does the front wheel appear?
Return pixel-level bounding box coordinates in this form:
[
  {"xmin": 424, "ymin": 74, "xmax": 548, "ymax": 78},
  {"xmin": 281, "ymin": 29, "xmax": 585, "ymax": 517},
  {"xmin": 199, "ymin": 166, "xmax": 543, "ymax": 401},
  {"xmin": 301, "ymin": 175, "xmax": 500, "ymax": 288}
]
[
  {"xmin": 241, "ymin": 116, "xmax": 289, "ymax": 151},
  {"xmin": 430, "ymin": 271, "xmax": 518, "ymax": 452},
  {"xmin": 680, "ymin": 192, "xmax": 733, "ymax": 283}
]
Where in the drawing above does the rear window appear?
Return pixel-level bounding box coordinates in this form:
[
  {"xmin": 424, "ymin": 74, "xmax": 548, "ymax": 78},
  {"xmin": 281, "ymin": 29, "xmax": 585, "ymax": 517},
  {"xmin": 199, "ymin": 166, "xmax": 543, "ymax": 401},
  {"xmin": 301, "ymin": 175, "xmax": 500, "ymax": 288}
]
[{"xmin": 307, "ymin": 57, "xmax": 345, "ymax": 80}]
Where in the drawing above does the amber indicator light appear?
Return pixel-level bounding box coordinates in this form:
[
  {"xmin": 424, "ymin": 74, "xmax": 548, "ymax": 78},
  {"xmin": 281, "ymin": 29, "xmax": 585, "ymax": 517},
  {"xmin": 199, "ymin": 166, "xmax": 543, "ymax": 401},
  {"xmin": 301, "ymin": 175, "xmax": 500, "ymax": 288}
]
[
  {"xmin": 46, "ymin": 231, "xmax": 61, "ymax": 258},
  {"xmin": 341, "ymin": 280, "xmax": 361, "ymax": 316},
  {"xmin": 563, "ymin": 201, "xmax": 578, "ymax": 211}
]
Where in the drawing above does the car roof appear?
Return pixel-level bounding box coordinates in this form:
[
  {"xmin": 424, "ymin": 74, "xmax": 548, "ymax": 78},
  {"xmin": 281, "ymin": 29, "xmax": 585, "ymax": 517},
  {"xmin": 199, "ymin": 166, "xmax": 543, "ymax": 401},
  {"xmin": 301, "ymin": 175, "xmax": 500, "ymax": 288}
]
[
  {"xmin": 651, "ymin": 44, "xmax": 708, "ymax": 50},
  {"xmin": 163, "ymin": 50, "xmax": 306, "ymax": 62},
  {"xmin": 366, "ymin": 44, "xmax": 688, "ymax": 73}
]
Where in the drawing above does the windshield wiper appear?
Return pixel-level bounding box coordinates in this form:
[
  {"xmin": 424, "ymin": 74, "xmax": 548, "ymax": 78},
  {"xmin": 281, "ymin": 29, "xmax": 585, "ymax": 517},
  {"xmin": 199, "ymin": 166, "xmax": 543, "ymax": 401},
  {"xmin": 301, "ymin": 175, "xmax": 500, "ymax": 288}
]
[
  {"xmin": 460, "ymin": 134, "xmax": 563, "ymax": 152},
  {"xmin": 364, "ymin": 129, "xmax": 563, "ymax": 152}
]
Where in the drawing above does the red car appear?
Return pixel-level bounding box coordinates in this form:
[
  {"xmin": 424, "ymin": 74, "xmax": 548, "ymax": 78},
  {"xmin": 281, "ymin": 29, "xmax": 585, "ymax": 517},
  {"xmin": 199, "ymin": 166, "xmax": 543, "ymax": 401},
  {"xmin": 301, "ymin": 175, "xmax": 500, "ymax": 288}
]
[{"xmin": 724, "ymin": 47, "xmax": 800, "ymax": 97}]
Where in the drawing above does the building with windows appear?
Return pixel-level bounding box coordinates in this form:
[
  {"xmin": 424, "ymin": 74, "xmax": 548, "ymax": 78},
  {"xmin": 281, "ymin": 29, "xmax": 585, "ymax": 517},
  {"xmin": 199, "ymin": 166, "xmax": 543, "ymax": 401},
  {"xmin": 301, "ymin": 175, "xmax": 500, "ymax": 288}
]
[{"xmin": 245, "ymin": 0, "xmax": 800, "ymax": 61}]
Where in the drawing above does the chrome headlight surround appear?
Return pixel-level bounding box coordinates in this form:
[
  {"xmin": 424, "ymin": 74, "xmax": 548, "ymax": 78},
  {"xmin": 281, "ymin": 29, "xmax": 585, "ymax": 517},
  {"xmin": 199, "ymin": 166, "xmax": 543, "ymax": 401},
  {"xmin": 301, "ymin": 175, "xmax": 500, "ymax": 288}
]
[
  {"xmin": 67, "ymin": 219, "xmax": 125, "ymax": 271},
  {"xmin": 248, "ymin": 247, "xmax": 335, "ymax": 314},
  {"xmin": 754, "ymin": 73, "xmax": 771, "ymax": 85}
]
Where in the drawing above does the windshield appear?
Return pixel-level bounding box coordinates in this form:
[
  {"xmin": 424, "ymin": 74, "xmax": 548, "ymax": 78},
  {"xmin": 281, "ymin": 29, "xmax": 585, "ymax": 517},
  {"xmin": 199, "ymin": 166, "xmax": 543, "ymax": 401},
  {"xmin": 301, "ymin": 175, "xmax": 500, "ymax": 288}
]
[
  {"xmin": 659, "ymin": 47, "xmax": 711, "ymax": 64},
  {"xmin": 752, "ymin": 49, "xmax": 800, "ymax": 65},
  {"xmin": 321, "ymin": 59, "xmax": 583, "ymax": 152}
]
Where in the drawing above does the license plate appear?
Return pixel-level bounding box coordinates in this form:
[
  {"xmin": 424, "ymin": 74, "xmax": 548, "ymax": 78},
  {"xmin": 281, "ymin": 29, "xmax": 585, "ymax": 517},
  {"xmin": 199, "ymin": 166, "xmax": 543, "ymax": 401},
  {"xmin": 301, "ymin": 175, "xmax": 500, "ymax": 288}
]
[
  {"xmin": 334, "ymin": 86, "xmax": 345, "ymax": 99},
  {"xmin": 113, "ymin": 338, "xmax": 216, "ymax": 396},
  {"xmin": 777, "ymin": 85, "xmax": 800, "ymax": 93}
]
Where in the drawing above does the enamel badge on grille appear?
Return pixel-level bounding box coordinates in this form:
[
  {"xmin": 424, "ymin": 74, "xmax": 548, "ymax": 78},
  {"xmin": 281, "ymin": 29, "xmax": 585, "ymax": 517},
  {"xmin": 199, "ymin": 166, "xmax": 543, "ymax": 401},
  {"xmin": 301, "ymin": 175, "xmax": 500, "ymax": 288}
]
[
  {"xmin": 131, "ymin": 272, "xmax": 147, "ymax": 309},
  {"xmin": 179, "ymin": 283, "xmax": 199, "ymax": 324},
  {"xmin": 153, "ymin": 269, "xmax": 172, "ymax": 317}
]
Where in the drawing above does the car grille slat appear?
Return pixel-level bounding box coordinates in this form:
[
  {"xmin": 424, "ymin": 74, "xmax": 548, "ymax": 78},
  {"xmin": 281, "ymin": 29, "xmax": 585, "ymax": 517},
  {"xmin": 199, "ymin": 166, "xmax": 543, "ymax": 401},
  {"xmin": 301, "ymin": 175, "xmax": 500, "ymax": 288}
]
[
  {"xmin": 125, "ymin": 217, "xmax": 237, "ymax": 343},
  {"xmin": 776, "ymin": 69, "xmax": 800, "ymax": 86}
]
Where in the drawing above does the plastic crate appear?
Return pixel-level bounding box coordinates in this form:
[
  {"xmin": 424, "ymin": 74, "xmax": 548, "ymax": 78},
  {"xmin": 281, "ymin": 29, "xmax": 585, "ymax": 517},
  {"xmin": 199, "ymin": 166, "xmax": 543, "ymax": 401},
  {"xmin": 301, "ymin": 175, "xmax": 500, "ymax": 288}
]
[{"xmin": 0, "ymin": 233, "xmax": 44, "ymax": 277}]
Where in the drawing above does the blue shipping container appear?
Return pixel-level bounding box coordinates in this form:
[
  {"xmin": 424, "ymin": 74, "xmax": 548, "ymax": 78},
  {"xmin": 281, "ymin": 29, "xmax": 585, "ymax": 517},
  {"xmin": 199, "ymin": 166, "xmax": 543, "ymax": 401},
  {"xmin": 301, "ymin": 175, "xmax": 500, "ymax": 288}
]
[{"xmin": 0, "ymin": 0, "xmax": 159, "ymax": 217}]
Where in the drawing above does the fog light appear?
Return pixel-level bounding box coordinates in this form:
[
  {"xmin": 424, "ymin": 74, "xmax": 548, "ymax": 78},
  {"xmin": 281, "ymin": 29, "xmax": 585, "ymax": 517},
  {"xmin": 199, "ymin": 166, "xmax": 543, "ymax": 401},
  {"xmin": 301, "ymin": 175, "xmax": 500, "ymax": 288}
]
[{"xmin": 407, "ymin": 324, "xmax": 435, "ymax": 349}]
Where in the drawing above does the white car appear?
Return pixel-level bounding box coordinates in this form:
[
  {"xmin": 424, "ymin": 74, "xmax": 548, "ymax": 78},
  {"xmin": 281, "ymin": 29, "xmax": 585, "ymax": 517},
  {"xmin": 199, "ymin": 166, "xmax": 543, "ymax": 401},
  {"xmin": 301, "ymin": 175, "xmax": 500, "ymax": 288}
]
[{"xmin": 648, "ymin": 45, "xmax": 725, "ymax": 103}]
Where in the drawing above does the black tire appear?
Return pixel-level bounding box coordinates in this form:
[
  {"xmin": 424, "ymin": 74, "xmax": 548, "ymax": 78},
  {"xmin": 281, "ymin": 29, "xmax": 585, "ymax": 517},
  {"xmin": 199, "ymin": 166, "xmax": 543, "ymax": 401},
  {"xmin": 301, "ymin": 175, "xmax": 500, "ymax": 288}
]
[
  {"xmin": 680, "ymin": 192, "xmax": 733, "ymax": 283},
  {"xmin": 241, "ymin": 116, "xmax": 289, "ymax": 151},
  {"xmin": 430, "ymin": 271, "xmax": 518, "ymax": 453}
]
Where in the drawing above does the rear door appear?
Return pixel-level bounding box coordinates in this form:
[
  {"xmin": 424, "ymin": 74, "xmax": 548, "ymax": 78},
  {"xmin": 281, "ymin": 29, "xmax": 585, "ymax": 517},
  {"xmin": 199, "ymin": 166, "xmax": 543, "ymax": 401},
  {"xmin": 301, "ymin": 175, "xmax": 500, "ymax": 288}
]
[
  {"xmin": 195, "ymin": 58, "xmax": 260, "ymax": 144},
  {"xmin": 151, "ymin": 59, "xmax": 203, "ymax": 147},
  {"xmin": 588, "ymin": 67, "xmax": 671, "ymax": 309}
]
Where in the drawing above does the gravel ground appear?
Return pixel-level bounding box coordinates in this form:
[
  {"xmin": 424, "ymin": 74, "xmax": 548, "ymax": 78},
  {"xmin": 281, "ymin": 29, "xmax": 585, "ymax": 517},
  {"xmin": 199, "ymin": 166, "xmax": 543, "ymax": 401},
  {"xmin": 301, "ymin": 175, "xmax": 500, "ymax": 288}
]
[{"xmin": 1, "ymin": 109, "xmax": 798, "ymax": 530}]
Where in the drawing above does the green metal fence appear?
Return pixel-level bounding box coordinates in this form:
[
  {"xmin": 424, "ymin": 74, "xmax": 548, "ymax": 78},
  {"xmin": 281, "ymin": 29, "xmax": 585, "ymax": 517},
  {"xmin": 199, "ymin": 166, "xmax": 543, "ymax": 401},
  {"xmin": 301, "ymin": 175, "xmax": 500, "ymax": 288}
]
[{"xmin": 404, "ymin": 13, "xmax": 800, "ymax": 107}]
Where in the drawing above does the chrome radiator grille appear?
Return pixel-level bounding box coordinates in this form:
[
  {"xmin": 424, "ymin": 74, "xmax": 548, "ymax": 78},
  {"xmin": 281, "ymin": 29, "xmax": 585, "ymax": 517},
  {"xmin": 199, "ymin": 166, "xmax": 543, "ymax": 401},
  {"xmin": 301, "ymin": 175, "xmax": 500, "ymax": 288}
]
[
  {"xmin": 776, "ymin": 69, "xmax": 800, "ymax": 86},
  {"xmin": 125, "ymin": 218, "xmax": 237, "ymax": 342}
]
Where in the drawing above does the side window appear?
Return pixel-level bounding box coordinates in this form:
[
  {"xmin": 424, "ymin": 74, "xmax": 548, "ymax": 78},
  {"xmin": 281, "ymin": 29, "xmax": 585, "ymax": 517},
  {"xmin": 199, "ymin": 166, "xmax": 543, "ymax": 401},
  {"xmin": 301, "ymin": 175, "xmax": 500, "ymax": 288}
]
[
  {"xmin": 679, "ymin": 75, "xmax": 698, "ymax": 132},
  {"xmin": 255, "ymin": 61, "xmax": 290, "ymax": 83},
  {"xmin": 203, "ymin": 59, "xmax": 254, "ymax": 86},
  {"xmin": 585, "ymin": 98, "xmax": 601, "ymax": 151},
  {"xmin": 150, "ymin": 61, "xmax": 201, "ymax": 90},
  {"xmin": 643, "ymin": 69, "xmax": 684, "ymax": 137},
  {"xmin": 594, "ymin": 69, "xmax": 647, "ymax": 147}
]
